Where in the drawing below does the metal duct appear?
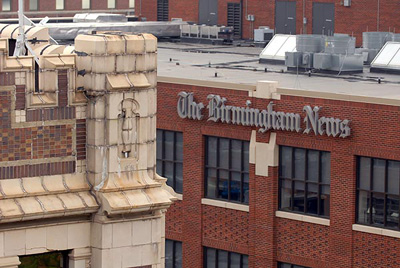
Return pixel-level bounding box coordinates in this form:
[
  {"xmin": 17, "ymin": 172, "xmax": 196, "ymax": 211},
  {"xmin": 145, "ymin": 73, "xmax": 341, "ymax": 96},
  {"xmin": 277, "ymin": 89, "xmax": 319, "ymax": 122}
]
[
  {"xmin": 324, "ymin": 34, "xmax": 356, "ymax": 55},
  {"xmin": 363, "ymin": 32, "xmax": 393, "ymax": 49}
]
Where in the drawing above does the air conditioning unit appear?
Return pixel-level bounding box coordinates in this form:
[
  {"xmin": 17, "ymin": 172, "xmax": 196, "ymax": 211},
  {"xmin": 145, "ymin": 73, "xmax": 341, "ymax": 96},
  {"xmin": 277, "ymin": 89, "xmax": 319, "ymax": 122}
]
[{"xmin": 254, "ymin": 27, "xmax": 274, "ymax": 42}]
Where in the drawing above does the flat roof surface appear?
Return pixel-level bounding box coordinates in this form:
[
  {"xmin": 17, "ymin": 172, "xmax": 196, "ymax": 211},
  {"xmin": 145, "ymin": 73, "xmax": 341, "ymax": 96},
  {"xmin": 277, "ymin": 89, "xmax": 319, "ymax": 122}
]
[{"xmin": 157, "ymin": 42, "xmax": 400, "ymax": 101}]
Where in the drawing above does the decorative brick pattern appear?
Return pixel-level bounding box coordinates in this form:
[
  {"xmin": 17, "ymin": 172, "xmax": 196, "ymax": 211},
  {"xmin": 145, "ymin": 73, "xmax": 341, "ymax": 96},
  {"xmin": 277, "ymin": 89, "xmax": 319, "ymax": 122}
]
[
  {"xmin": 202, "ymin": 204, "xmax": 249, "ymax": 254},
  {"xmin": 0, "ymin": 72, "xmax": 15, "ymax": 86},
  {"xmin": 15, "ymin": 85, "xmax": 25, "ymax": 110},
  {"xmin": 58, "ymin": 70, "xmax": 68, "ymax": 107},
  {"xmin": 0, "ymin": 161, "xmax": 75, "ymax": 179},
  {"xmin": 76, "ymin": 119, "xmax": 86, "ymax": 160},
  {"xmin": 26, "ymin": 107, "xmax": 75, "ymax": 122},
  {"xmin": 166, "ymin": 200, "xmax": 183, "ymax": 234}
]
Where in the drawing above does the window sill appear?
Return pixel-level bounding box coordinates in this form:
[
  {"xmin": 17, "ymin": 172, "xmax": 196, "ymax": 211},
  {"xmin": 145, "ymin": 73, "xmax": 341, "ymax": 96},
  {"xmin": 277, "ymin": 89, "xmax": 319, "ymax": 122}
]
[
  {"xmin": 275, "ymin": 211, "xmax": 330, "ymax": 226},
  {"xmin": 201, "ymin": 198, "xmax": 249, "ymax": 212},
  {"xmin": 352, "ymin": 224, "xmax": 400, "ymax": 238},
  {"xmin": 175, "ymin": 193, "xmax": 183, "ymax": 201}
]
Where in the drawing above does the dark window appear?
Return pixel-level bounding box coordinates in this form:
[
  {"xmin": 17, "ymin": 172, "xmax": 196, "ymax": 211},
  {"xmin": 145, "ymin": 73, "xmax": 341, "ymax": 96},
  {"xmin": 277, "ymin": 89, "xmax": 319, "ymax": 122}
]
[
  {"xmin": 357, "ymin": 156, "xmax": 400, "ymax": 230},
  {"xmin": 19, "ymin": 251, "xmax": 69, "ymax": 268},
  {"xmin": 166, "ymin": 240, "xmax": 182, "ymax": 268},
  {"xmin": 157, "ymin": 0, "xmax": 169, "ymax": 21},
  {"xmin": 279, "ymin": 146, "xmax": 331, "ymax": 217},
  {"xmin": 205, "ymin": 136, "xmax": 249, "ymax": 204},
  {"xmin": 278, "ymin": 262, "xmax": 310, "ymax": 268},
  {"xmin": 156, "ymin": 129, "xmax": 183, "ymax": 194},
  {"xmin": 204, "ymin": 247, "xmax": 248, "ymax": 268}
]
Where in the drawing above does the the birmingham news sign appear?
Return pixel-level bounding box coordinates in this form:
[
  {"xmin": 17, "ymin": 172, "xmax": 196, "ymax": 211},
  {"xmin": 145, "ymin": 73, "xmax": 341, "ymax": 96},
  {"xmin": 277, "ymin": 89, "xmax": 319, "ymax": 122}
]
[{"xmin": 177, "ymin": 91, "xmax": 351, "ymax": 138}]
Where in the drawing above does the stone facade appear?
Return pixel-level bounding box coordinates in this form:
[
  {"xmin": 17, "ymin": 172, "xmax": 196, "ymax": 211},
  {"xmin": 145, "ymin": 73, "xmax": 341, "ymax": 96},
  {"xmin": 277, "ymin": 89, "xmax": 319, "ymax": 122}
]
[{"xmin": 0, "ymin": 28, "xmax": 175, "ymax": 267}]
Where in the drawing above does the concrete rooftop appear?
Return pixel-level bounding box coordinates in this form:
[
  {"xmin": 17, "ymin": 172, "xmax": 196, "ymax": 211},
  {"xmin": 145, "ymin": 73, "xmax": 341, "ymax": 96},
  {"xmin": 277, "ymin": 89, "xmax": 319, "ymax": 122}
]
[{"xmin": 157, "ymin": 42, "xmax": 400, "ymax": 102}]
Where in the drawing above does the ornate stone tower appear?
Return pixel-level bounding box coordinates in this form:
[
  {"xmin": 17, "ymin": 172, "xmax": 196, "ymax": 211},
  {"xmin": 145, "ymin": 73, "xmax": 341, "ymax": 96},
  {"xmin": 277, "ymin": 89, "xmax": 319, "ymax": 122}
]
[{"xmin": 75, "ymin": 33, "xmax": 176, "ymax": 267}]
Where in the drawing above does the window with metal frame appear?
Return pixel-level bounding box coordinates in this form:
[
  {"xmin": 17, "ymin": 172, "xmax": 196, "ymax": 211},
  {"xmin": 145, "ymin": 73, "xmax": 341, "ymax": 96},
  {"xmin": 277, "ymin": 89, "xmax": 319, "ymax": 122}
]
[
  {"xmin": 2, "ymin": 0, "xmax": 11, "ymax": 11},
  {"xmin": 56, "ymin": 0, "xmax": 64, "ymax": 10},
  {"xmin": 29, "ymin": 0, "xmax": 38, "ymax": 10},
  {"xmin": 157, "ymin": 0, "xmax": 169, "ymax": 21},
  {"xmin": 279, "ymin": 146, "xmax": 331, "ymax": 217},
  {"xmin": 204, "ymin": 247, "xmax": 248, "ymax": 268},
  {"xmin": 278, "ymin": 262, "xmax": 310, "ymax": 268},
  {"xmin": 227, "ymin": 2, "xmax": 242, "ymax": 38},
  {"xmin": 156, "ymin": 129, "xmax": 183, "ymax": 194},
  {"xmin": 166, "ymin": 240, "xmax": 182, "ymax": 268},
  {"xmin": 357, "ymin": 156, "xmax": 400, "ymax": 230},
  {"xmin": 205, "ymin": 136, "xmax": 249, "ymax": 204}
]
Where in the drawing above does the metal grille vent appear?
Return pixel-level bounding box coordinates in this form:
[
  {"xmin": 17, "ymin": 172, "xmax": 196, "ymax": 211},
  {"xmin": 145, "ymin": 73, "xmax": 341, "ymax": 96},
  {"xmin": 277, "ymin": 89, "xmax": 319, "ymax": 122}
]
[
  {"xmin": 157, "ymin": 0, "xmax": 169, "ymax": 21},
  {"xmin": 227, "ymin": 2, "xmax": 241, "ymax": 38}
]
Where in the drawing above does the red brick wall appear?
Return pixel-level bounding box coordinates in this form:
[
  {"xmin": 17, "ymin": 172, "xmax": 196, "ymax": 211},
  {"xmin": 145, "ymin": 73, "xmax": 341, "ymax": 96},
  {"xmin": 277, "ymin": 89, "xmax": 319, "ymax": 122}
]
[
  {"xmin": 134, "ymin": 0, "xmax": 157, "ymax": 20},
  {"xmin": 158, "ymin": 81, "xmax": 400, "ymax": 268},
  {"xmin": 137, "ymin": 0, "xmax": 400, "ymax": 45}
]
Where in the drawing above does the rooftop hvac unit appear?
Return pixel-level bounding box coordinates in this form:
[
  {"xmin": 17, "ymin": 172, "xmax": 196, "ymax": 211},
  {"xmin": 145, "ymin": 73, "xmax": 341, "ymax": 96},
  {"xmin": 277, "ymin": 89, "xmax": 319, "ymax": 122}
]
[
  {"xmin": 324, "ymin": 34, "xmax": 356, "ymax": 54},
  {"xmin": 254, "ymin": 27, "xmax": 274, "ymax": 43},
  {"xmin": 363, "ymin": 32, "xmax": 393, "ymax": 50},
  {"xmin": 296, "ymin": 34, "xmax": 325, "ymax": 53}
]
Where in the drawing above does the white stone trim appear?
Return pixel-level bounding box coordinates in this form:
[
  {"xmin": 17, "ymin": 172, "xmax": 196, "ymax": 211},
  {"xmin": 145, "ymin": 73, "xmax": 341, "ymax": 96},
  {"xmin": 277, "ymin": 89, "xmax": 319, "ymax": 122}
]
[
  {"xmin": 352, "ymin": 224, "xmax": 400, "ymax": 238},
  {"xmin": 175, "ymin": 194, "xmax": 183, "ymax": 201},
  {"xmin": 275, "ymin": 211, "xmax": 330, "ymax": 226},
  {"xmin": 201, "ymin": 198, "xmax": 249, "ymax": 212}
]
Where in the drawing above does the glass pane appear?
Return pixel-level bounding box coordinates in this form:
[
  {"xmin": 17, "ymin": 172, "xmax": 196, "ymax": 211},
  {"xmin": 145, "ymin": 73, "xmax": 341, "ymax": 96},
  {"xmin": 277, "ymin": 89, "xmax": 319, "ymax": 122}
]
[
  {"xmin": 156, "ymin": 129, "xmax": 163, "ymax": 160},
  {"xmin": 280, "ymin": 146, "xmax": 293, "ymax": 179},
  {"xmin": 307, "ymin": 150, "xmax": 319, "ymax": 182},
  {"xmin": 219, "ymin": 138, "xmax": 230, "ymax": 169},
  {"xmin": 242, "ymin": 255, "xmax": 248, "ymax": 268},
  {"xmin": 359, "ymin": 157, "xmax": 371, "ymax": 190},
  {"xmin": 2, "ymin": 0, "xmax": 11, "ymax": 11},
  {"xmin": 218, "ymin": 250, "xmax": 228, "ymax": 268},
  {"xmin": 206, "ymin": 169, "xmax": 217, "ymax": 198},
  {"xmin": 306, "ymin": 183, "xmax": 318, "ymax": 215},
  {"xmin": 357, "ymin": 190, "xmax": 370, "ymax": 224},
  {"xmin": 279, "ymin": 264, "xmax": 291, "ymax": 268},
  {"xmin": 230, "ymin": 172, "xmax": 241, "ymax": 202},
  {"xmin": 230, "ymin": 253, "xmax": 241, "ymax": 268},
  {"xmin": 280, "ymin": 179, "xmax": 292, "ymax": 210},
  {"xmin": 294, "ymin": 148, "xmax": 306, "ymax": 180},
  {"xmin": 165, "ymin": 131, "xmax": 174, "ymax": 160},
  {"xmin": 321, "ymin": 152, "xmax": 331, "ymax": 184},
  {"xmin": 175, "ymin": 242, "xmax": 182, "ymax": 268},
  {"xmin": 373, "ymin": 159, "xmax": 386, "ymax": 192},
  {"xmin": 388, "ymin": 161, "xmax": 400, "ymax": 195},
  {"xmin": 165, "ymin": 240, "xmax": 173, "ymax": 268},
  {"xmin": 320, "ymin": 185, "xmax": 330, "ymax": 217},
  {"xmin": 261, "ymin": 35, "xmax": 288, "ymax": 57},
  {"xmin": 219, "ymin": 170, "xmax": 229, "ymax": 200},
  {"xmin": 207, "ymin": 137, "xmax": 217, "ymax": 167},
  {"xmin": 373, "ymin": 43, "xmax": 400, "ymax": 65},
  {"xmin": 387, "ymin": 195, "xmax": 399, "ymax": 229},
  {"xmin": 175, "ymin": 163, "xmax": 183, "ymax": 193},
  {"xmin": 293, "ymin": 181, "xmax": 305, "ymax": 212},
  {"xmin": 231, "ymin": 140, "xmax": 242, "ymax": 171},
  {"xmin": 56, "ymin": 0, "xmax": 64, "ymax": 9},
  {"xmin": 243, "ymin": 173, "xmax": 249, "ymax": 204},
  {"xmin": 156, "ymin": 160, "xmax": 162, "ymax": 176},
  {"xmin": 175, "ymin": 132, "xmax": 183, "ymax": 162},
  {"xmin": 206, "ymin": 248, "xmax": 216, "ymax": 268},
  {"xmin": 243, "ymin": 142, "xmax": 249, "ymax": 172},
  {"xmin": 276, "ymin": 35, "xmax": 297, "ymax": 57},
  {"xmin": 29, "ymin": 0, "xmax": 38, "ymax": 10},
  {"xmin": 371, "ymin": 193, "xmax": 385, "ymax": 226},
  {"xmin": 164, "ymin": 162, "xmax": 174, "ymax": 181}
]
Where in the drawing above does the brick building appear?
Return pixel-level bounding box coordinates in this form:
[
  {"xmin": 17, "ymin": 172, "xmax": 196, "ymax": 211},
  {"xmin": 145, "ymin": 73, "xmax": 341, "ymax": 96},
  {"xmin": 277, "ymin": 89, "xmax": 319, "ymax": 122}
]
[
  {"xmin": 136, "ymin": 0, "xmax": 400, "ymax": 45},
  {"xmin": 157, "ymin": 43, "xmax": 400, "ymax": 268},
  {"xmin": 0, "ymin": 0, "xmax": 135, "ymax": 19},
  {"xmin": 0, "ymin": 25, "xmax": 176, "ymax": 267}
]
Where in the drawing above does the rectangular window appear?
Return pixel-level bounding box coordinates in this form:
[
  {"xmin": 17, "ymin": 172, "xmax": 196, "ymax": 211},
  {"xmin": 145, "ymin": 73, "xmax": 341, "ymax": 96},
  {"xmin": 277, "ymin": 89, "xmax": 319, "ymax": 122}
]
[
  {"xmin": 29, "ymin": 0, "xmax": 38, "ymax": 10},
  {"xmin": 2, "ymin": 0, "xmax": 11, "ymax": 11},
  {"xmin": 156, "ymin": 129, "xmax": 183, "ymax": 194},
  {"xmin": 278, "ymin": 262, "xmax": 310, "ymax": 268},
  {"xmin": 56, "ymin": 0, "xmax": 64, "ymax": 10},
  {"xmin": 82, "ymin": 0, "xmax": 90, "ymax": 9},
  {"xmin": 205, "ymin": 136, "xmax": 249, "ymax": 204},
  {"xmin": 108, "ymin": 0, "xmax": 116, "ymax": 8},
  {"xmin": 204, "ymin": 247, "xmax": 248, "ymax": 268},
  {"xmin": 357, "ymin": 156, "xmax": 400, "ymax": 230},
  {"xmin": 19, "ymin": 251, "xmax": 69, "ymax": 268},
  {"xmin": 279, "ymin": 146, "xmax": 331, "ymax": 217},
  {"xmin": 129, "ymin": 0, "xmax": 135, "ymax": 8},
  {"xmin": 165, "ymin": 240, "xmax": 182, "ymax": 268}
]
